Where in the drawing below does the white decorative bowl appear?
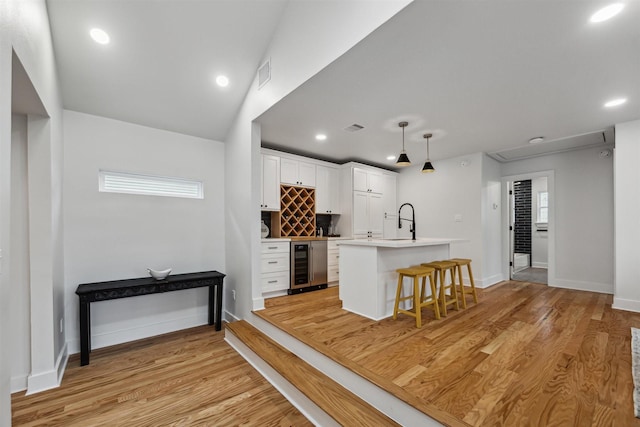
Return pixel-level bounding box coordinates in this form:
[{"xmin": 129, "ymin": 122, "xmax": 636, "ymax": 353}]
[{"xmin": 147, "ymin": 268, "xmax": 171, "ymax": 280}]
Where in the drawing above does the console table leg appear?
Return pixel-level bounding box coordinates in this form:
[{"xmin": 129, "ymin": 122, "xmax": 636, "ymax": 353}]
[
  {"xmin": 208, "ymin": 285, "xmax": 215, "ymax": 326},
  {"xmin": 79, "ymin": 300, "xmax": 90, "ymax": 366},
  {"xmin": 215, "ymin": 282, "xmax": 223, "ymax": 331}
]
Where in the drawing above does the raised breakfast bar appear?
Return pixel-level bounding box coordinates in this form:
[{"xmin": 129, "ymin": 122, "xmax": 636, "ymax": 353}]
[{"xmin": 338, "ymin": 238, "xmax": 462, "ymax": 320}]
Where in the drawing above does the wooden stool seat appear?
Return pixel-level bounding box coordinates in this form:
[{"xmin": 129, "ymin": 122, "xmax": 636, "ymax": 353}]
[
  {"xmin": 393, "ymin": 266, "xmax": 440, "ymax": 327},
  {"xmin": 448, "ymin": 258, "xmax": 478, "ymax": 308},
  {"xmin": 421, "ymin": 261, "xmax": 459, "ymax": 316}
]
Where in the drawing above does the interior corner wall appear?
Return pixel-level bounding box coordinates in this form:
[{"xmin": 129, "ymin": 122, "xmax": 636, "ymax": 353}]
[
  {"xmin": 613, "ymin": 119, "xmax": 640, "ymax": 312},
  {"xmin": 10, "ymin": 114, "xmax": 31, "ymax": 393},
  {"xmin": 63, "ymin": 110, "xmax": 226, "ymax": 354},
  {"xmin": 397, "ymin": 153, "xmax": 488, "ymax": 285},
  {"xmin": 224, "ymin": 0, "xmax": 413, "ymax": 321},
  {"xmin": 481, "ymin": 154, "xmax": 504, "ymax": 286},
  {"xmin": 1, "ymin": 0, "xmax": 65, "ymax": 412},
  {"xmin": 501, "ymin": 146, "xmax": 614, "ymax": 294}
]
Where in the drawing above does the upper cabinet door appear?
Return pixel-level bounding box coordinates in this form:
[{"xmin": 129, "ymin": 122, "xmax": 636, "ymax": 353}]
[
  {"xmin": 353, "ymin": 167, "xmax": 382, "ymax": 193},
  {"xmin": 280, "ymin": 158, "xmax": 316, "ymax": 187},
  {"xmin": 280, "ymin": 158, "xmax": 299, "ymax": 185},
  {"xmin": 298, "ymin": 161, "xmax": 316, "ymax": 187},
  {"xmin": 316, "ymin": 165, "xmax": 340, "ymax": 214},
  {"xmin": 262, "ymin": 155, "xmax": 280, "ymax": 211},
  {"xmin": 353, "ymin": 168, "xmax": 368, "ymax": 192},
  {"xmin": 367, "ymin": 172, "xmax": 383, "ymax": 194}
]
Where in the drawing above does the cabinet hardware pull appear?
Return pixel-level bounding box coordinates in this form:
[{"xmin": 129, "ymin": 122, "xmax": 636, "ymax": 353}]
[
  {"xmin": 268, "ymin": 261, "xmax": 278, "ymax": 264},
  {"xmin": 268, "ymin": 246, "xmax": 278, "ymax": 249},
  {"xmin": 267, "ymin": 280, "xmax": 277, "ymax": 283}
]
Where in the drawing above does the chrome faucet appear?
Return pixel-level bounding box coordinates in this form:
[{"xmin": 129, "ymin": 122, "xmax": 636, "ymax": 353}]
[{"xmin": 398, "ymin": 202, "xmax": 416, "ymax": 241}]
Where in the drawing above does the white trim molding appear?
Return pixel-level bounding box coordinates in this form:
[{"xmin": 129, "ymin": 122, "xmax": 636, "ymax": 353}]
[
  {"xmin": 612, "ymin": 297, "xmax": 640, "ymax": 313},
  {"xmin": 551, "ymin": 278, "xmax": 613, "ymax": 295},
  {"xmin": 26, "ymin": 342, "xmax": 68, "ymax": 395}
]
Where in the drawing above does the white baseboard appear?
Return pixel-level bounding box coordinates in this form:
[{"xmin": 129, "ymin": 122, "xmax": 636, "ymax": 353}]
[
  {"xmin": 551, "ymin": 278, "xmax": 613, "ymax": 294},
  {"xmin": 253, "ymin": 296, "xmax": 265, "ymax": 311},
  {"xmin": 11, "ymin": 374, "xmax": 28, "ymax": 393},
  {"xmin": 66, "ymin": 314, "xmax": 207, "ymax": 355},
  {"xmin": 26, "ymin": 342, "xmax": 68, "ymax": 395},
  {"xmin": 474, "ymin": 273, "xmax": 505, "ymax": 289},
  {"xmin": 224, "ymin": 310, "xmax": 240, "ymax": 323},
  {"xmin": 532, "ymin": 262, "xmax": 548, "ymax": 268},
  {"xmin": 612, "ymin": 297, "xmax": 640, "ymax": 313},
  {"xmin": 225, "ymin": 330, "xmax": 339, "ymax": 427}
]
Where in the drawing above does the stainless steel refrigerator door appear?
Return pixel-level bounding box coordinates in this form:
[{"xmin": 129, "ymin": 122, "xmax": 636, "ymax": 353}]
[{"xmin": 310, "ymin": 240, "xmax": 327, "ymax": 286}]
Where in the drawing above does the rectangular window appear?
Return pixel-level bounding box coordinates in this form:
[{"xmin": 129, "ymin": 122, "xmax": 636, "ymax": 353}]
[
  {"xmin": 99, "ymin": 170, "xmax": 203, "ymax": 199},
  {"xmin": 538, "ymin": 191, "xmax": 548, "ymax": 223}
]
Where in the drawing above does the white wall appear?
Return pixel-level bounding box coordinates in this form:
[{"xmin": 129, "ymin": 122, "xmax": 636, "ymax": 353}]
[
  {"xmin": 502, "ymin": 146, "xmax": 614, "ymax": 293},
  {"xmin": 225, "ymin": 0, "xmax": 412, "ymax": 319},
  {"xmin": 10, "ymin": 114, "xmax": 30, "ymax": 392},
  {"xmin": 481, "ymin": 154, "xmax": 504, "ymax": 285},
  {"xmin": 1, "ymin": 0, "xmax": 65, "ymax": 414},
  {"xmin": 398, "ymin": 153, "xmax": 487, "ymax": 283},
  {"xmin": 63, "ymin": 110, "xmax": 225, "ymax": 353},
  {"xmin": 531, "ymin": 176, "xmax": 548, "ymax": 268},
  {"xmin": 613, "ymin": 119, "xmax": 640, "ymax": 311}
]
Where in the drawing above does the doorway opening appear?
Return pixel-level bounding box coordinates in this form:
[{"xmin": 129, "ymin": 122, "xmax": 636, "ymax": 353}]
[{"xmin": 504, "ymin": 171, "xmax": 554, "ymax": 286}]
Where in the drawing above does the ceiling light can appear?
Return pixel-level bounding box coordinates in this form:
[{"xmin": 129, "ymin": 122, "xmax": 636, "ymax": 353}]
[
  {"xmin": 590, "ymin": 3, "xmax": 624, "ymax": 23},
  {"xmin": 215, "ymin": 75, "xmax": 229, "ymax": 87},
  {"xmin": 90, "ymin": 28, "xmax": 110, "ymax": 45},
  {"xmin": 604, "ymin": 98, "xmax": 627, "ymax": 108}
]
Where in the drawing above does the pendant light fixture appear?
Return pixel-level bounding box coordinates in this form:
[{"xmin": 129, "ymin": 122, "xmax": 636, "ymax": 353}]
[
  {"xmin": 422, "ymin": 133, "xmax": 435, "ymax": 173},
  {"xmin": 396, "ymin": 121, "xmax": 411, "ymax": 166}
]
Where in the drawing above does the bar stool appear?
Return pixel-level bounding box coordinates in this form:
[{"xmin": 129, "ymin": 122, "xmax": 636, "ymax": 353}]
[
  {"xmin": 394, "ymin": 266, "xmax": 440, "ymax": 327},
  {"xmin": 421, "ymin": 261, "xmax": 459, "ymax": 316},
  {"xmin": 448, "ymin": 258, "xmax": 478, "ymax": 308}
]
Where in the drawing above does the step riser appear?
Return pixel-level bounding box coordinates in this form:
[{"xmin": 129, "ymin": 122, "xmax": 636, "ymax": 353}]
[
  {"xmin": 248, "ymin": 313, "xmax": 442, "ymax": 427},
  {"xmin": 224, "ymin": 330, "xmax": 339, "ymax": 427}
]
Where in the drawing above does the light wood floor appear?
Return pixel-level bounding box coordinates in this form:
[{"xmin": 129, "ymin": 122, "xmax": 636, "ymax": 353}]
[
  {"xmin": 11, "ymin": 326, "xmax": 311, "ymax": 426},
  {"xmin": 259, "ymin": 281, "xmax": 640, "ymax": 426}
]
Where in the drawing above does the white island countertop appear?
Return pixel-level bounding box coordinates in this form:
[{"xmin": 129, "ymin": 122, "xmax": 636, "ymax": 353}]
[{"xmin": 337, "ymin": 237, "xmax": 465, "ymax": 248}]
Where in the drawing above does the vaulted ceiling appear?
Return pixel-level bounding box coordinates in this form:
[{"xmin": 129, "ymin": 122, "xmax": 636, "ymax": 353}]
[{"xmin": 47, "ymin": 1, "xmax": 639, "ymax": 169}]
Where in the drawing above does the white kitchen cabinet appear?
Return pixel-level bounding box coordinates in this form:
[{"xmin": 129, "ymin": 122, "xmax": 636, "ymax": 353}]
[
  {"xmin": 327, "ymin": 240, "xmax": 340, "ymax": 285},
  {"xmin": 281, "ymin": 158, "xmax": 316, "ymax": 187},
  {"xmin": 316, "ymin": 165, "xmax": 340, "ymax": 214},
  {"xmin": 381, "ymin": 173, "xmax": 397, "ymax": 217},
  {"xmin": 353, "ymin": 191, "xmax": 383, "ymax": 238},
  {"xmin": 261, "ymin": 241, "xmax": 290, "ymax": 293},
  {"xmin": 353, "ymin": 167, "xmax": 383, "ymax": 194},
  {"xmin": 261, "ymin": 154, "xmax": 280, "ymax": 211}
]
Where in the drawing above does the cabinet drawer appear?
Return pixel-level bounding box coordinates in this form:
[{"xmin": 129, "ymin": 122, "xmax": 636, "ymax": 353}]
[
  {"xmin": 261, "ymin": 253, "xmax": 289, "ymax": 273},
  {"xmin": 327, "ymin": 250, "xmax": 339, "ymax": 267},
  {"xmin": 261, "ymin": 271, "xmax": 289, "ymax": 292},
  {"xmin": 328, "ymin": 266, "xmax": 339, "ymax": 283},
  {"xmin": 327, "ymin": 241, "xmax": 340, "ymax": 250},
  {"xmin": 261, "ymin": 241, "xmax": 290, "ymax": 254}
]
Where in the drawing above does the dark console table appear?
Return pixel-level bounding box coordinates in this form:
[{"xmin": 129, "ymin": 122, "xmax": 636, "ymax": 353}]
[{"xmin": 76, "ymin": 270, "xmax": 225, "ymax": 366}]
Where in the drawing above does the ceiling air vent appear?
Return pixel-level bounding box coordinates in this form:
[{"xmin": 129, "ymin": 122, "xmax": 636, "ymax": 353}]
[
  {"xmin": 344, "ymin": 123, "xmax": 364, "ymax": 132},
  {"xmin": 487, "ymin": 129, "xmax": 613, "ymax": 162},
  {"xmin": 258, "ymin": 58, "xmax": 271, "ymax": 89}
]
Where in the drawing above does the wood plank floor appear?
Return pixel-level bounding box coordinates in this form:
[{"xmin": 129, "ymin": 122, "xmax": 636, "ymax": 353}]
[
  {"xmin": 257, "ymin": 281, "xmax": 640, "ymax": 426},
  {"xmin": 11, "ymin": 326, "xmax": 311, "ymax": 426}
]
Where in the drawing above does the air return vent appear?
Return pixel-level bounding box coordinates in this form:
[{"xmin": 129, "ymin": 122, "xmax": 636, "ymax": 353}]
[
  {"xmin": 344, "ymin": 123, "xmax": 364, "ymax": 132},
  {"xmin": 258, "ymin": 58, "xmax": 271, "ymax": 89},
  {"xmin": 487, "ymin": 130, "xmax": 612, "ymax": 162}
]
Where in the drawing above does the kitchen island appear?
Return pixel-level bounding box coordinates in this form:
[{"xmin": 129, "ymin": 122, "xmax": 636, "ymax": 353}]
[{"xmin": 338, "ymin": 238, "xmax": 462, "ymax": 320}]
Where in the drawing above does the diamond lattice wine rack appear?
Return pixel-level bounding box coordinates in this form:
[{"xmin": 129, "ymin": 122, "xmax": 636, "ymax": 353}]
[{"xmin": 280, "ymin": 185, "xmax": 316, "ymax": 237}]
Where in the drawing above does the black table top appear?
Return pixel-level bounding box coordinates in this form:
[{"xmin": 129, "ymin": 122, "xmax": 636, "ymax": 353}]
[{"xmin": 76, "ymin": 270, "xmax": 225, "ymax": 295}]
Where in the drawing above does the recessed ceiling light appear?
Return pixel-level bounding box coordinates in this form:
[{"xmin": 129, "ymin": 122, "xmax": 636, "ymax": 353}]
[
  {"xmin": 387, "ymin": 155, "xmax": 396, "ymax": 160},
  {"xmin": 529, "ymin": 136, "xmax": 545, "ymax": 144},
  {"xmin": 590, "ymin": 3, "xmax": 624, "ymax": 23},
  {"xmin": 215, "ymin": 75, "xmax": 229, "ymax": 87},
  {"xmin": 90, "ymin": 28, "xmax": 110, "ymax": 45},
  {"xmin": 315, "ymin": 134, "xmax": 327, "ymax": 141},
  {"xmin": 604, "ymin": 97, "xmax": 627, "ymax": 107}
]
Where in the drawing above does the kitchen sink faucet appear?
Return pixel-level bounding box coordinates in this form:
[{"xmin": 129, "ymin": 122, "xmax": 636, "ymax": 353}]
[{"xmin": 398, "ymin": 203, "xmax": 416, "ymax": 241}]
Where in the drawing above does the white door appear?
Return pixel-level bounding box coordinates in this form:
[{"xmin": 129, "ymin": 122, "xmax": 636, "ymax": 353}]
[
  {"xmin": 298, "ymin": 161, "xmax": 316, "ymax": 187},
  {"xmin": 353, "ymin": 168, "xmax": 368, "ymax": 192},
  {"xmin": 316, "ymin": 165, "xmax": 330, "ymax": 213},
  {"xmin": 280, "ymin": 158, "xmax": 299, "ymax": 185}
]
